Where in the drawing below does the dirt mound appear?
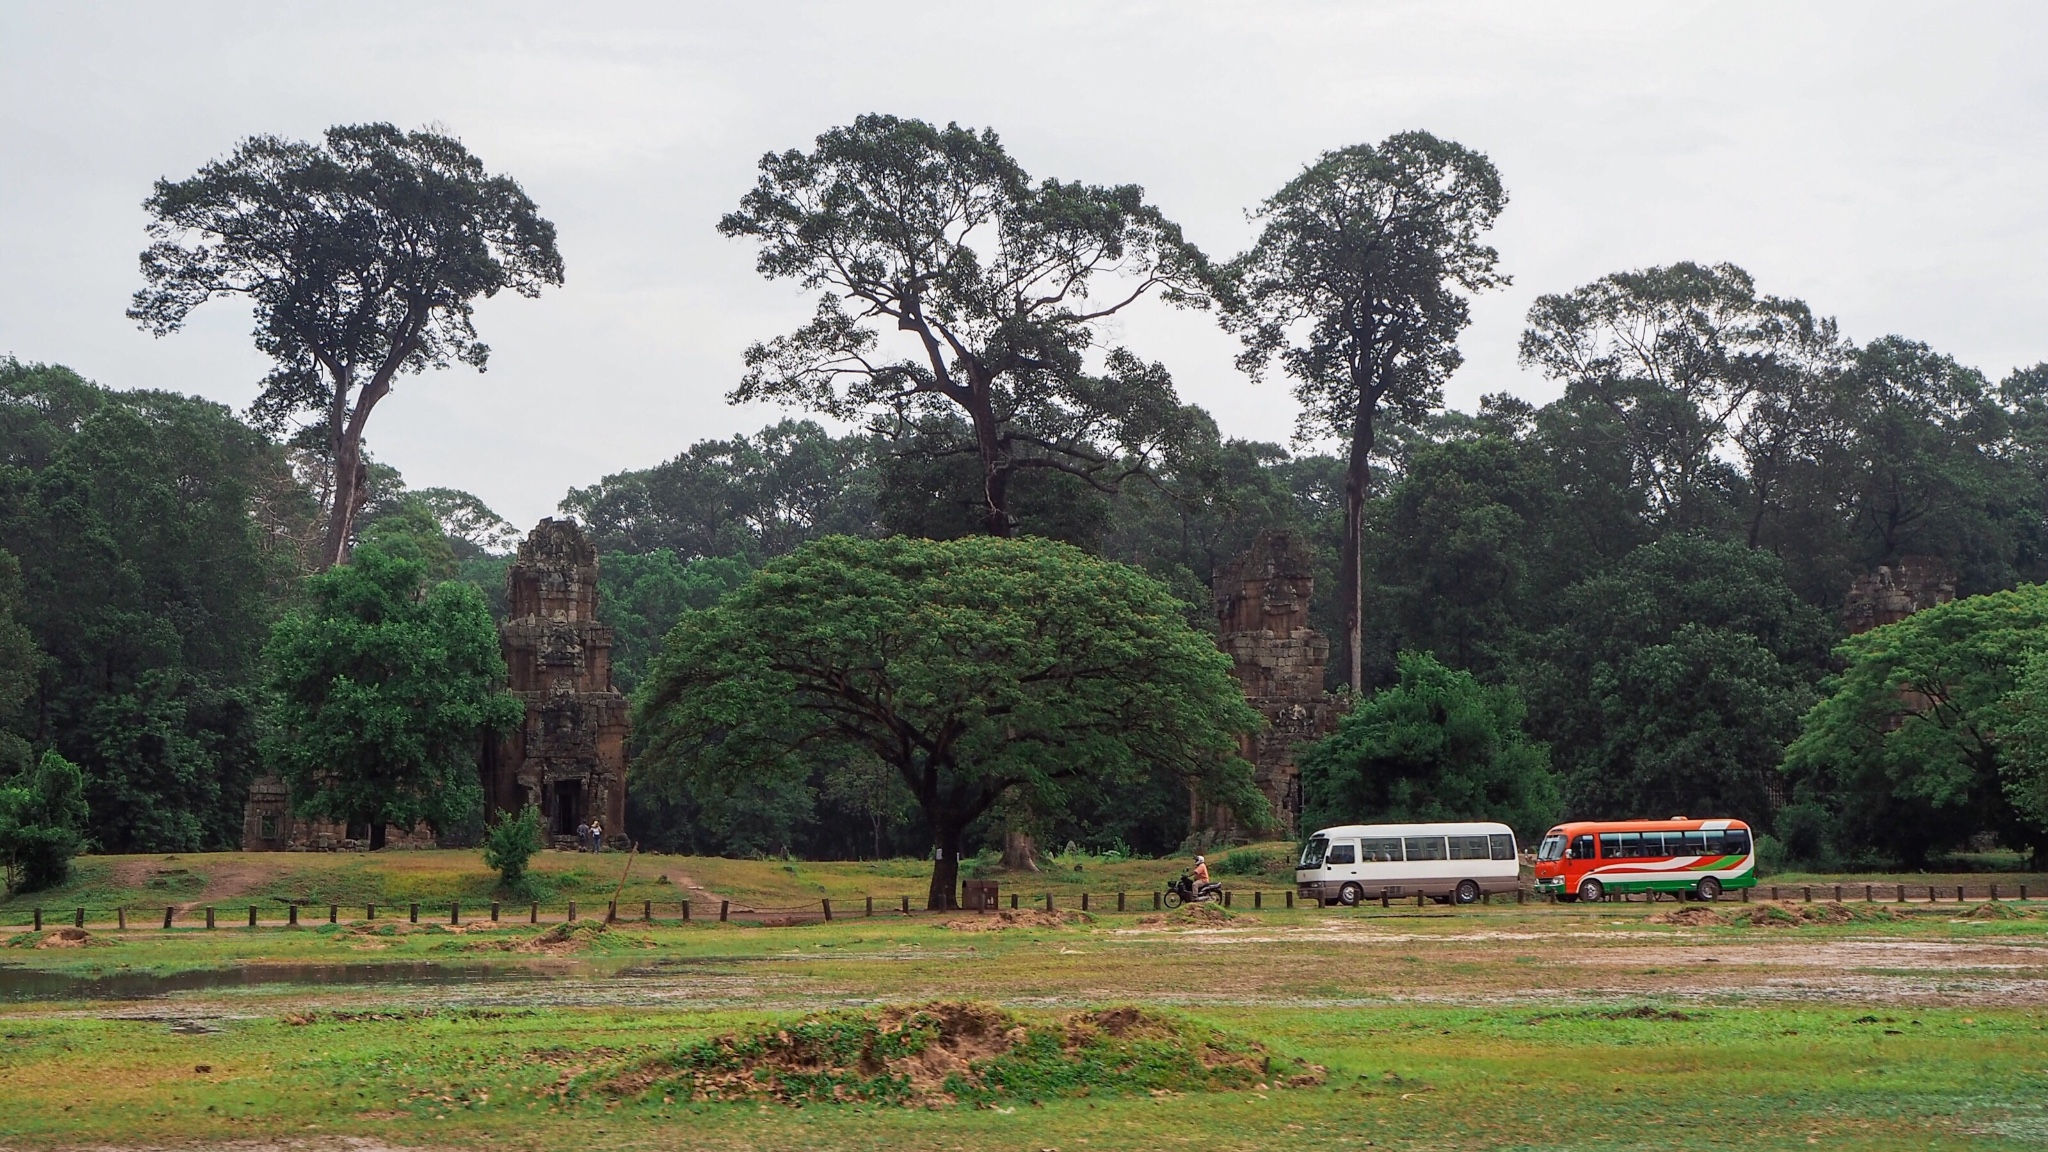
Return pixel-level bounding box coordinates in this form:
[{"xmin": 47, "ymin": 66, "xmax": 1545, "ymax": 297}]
[
  {"xmin": 1135, "ymin": 903, "xmax": 1254, "ymax": 927},
  {"xmin": 9, "ymin": 927, "xmax": 107, "ymax": 949},
  {"xmin": 597, "ymin": 1001, "xmax": 1321, "ymax": 1106},
  {"xmin": 940, "ymin": 909, "xmax": 1089, "ymax": 931},
  {"xmin": 1732, "ymin": 901, "xmax": 1900, "ymax": 927},
  {"xmin": 466, "ymin": 920, "xmax": 611, "ymax": 954},
  {"xmin": 1648, "ymin": 907, "xmax": 1729, "ymax": 927},
  {"xmin": 1962, "ymin": 901, "xmax": 2030, "ymax": 920}
]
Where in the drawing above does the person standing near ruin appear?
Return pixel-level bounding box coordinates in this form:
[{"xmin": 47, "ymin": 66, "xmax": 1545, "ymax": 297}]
[
  {"xmin": 590, "ymin": 820, "xmax": 603, "ymax": 852},
  {"xmin": 576, "ymin": 819, "xmax": 591, "ymax": 852}
]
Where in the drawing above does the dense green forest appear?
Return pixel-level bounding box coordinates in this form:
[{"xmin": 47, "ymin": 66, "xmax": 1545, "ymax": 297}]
[{"xmin": 9, "ymin": 247, "xmax": 2048, "ymax": 874}]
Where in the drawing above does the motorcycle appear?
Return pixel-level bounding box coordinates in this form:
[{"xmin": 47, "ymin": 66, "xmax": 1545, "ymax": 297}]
[{"xmin": 1163, "ymin": 871, "xmax": 1223, "ymax": 909}]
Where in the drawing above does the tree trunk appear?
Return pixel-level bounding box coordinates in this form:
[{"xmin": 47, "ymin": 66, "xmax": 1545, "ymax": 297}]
[
  {"xmin": 926, "ymin": 829, "xmax": 964, "ymax": 911},
  {"xmin": 1340, "ymin": 399, "xmax": 1375, "ymax": 694},
  {"xmin": 319, "ymin": 435, "xmax": 369, "ymax": 569},
  {"xmin": 964, "ymin": 380, "xmax": 1012, "ymax": 538},
  {"xmin": 1001, "ymin": 827, "xmax": 1039, "ymax": 872},
  {"xmin": 369, "ymin": 821, "xmax": 388, "ymax": 851}
]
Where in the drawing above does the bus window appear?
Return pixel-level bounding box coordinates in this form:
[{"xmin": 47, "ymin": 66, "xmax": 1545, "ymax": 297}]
[
  {"xmin": 1598, "ymin": 832, "xmax": 1631, "ymax": 858},
  {"xmin": 1638, "ymin": 832, "xmax": 1669, "ymax": 857},
  {"xmin": 1447, "ymin": 835, "xmax": 1491, "ymax": 860},
  {"xmin": 1325, "ymin": 842, "xmax": 1356, "ymax": 866},
  {"xmin": 1537, "ymin": 834, "xmax": 1566, "ymax": 862},
  {"xmin": 1300, "ymin": 838, "xmax": 1328, "ymax": 868},
  {"xmin": 1361, "ymin": 837, "xmax": 1402, "ymax": 862},
  {"xmin": 1404, "ymin": 836, "xmax": 1447, "ymax": 861},
  {"xmin": 1571, "ymin": 834, "xmax": 1594, "ymax": 859},
  {"xmin": 1722, "ymin": 828, "xmax": 1751, "ymax": 856},
  {"xmin": 1681, "ymin": 831, "xmax": 1708, "ymax": 856},
  {"xmin": 1489, "ymin": 833, "xmax": 1516, "ymax": 861}
]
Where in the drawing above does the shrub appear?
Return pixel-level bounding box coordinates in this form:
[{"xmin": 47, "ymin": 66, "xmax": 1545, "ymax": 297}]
[{"xmin": 482, "ymin": 804, "xmax": 544, "ymax": 890}]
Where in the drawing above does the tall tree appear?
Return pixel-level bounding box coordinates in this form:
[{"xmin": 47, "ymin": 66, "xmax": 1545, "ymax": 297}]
[
  {"xmin": 262, "ymin": 543, "xmax": 522, "ymax": 848},
  {"xmin": 1224, "ymin": 132, "xmax": 1508, "ymax": 692},
  {"xmin": 718, "ymin": 114, "xmax": 1217, "ymax": 538},
  {"xmin": 130, "ymin": 123, "xmax": 563, "ymax": 567},
  {"xmin": 634, "ymin": 535, "xmax": 1266, "ymax": 908}
]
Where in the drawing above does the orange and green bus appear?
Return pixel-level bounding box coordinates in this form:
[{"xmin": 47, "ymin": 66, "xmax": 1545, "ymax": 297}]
[{"xmin": 1531, "ymin": 817, "xmax": 1757, "ymax": 902}]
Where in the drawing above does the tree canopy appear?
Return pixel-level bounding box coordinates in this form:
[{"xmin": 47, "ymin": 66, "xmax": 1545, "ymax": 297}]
[
  {"xmin": 634, "ymin": 535, "xmax": 1267, "ymax": 907},
  {"xmin": 719, "ymin": 114, "xmax": 1218, "ymax": 538},
  {"xmin": 262, "ymin": 542, "xmax": 522, "ymax": 847},
  {"xmin": 131, "ymin": 123, "xmax": 563, "ymax": 567}
]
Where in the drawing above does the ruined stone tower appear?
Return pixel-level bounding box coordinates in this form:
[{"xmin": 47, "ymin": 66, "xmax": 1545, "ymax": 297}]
[
  {"xmin": 1842, "ymin": 555, "xmax": 1956, "ymax": 634},
  {"xmin": 484, "ymin": 518, "xmax": 629, "ymax": 845},
  {"xmin": 1211, "ymin": 530, "xmax": 1337, "ymax": 837}
]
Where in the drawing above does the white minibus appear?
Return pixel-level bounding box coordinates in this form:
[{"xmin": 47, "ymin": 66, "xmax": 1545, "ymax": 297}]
[{"xmin": 1296, "ymin": 821, "xmax": 1520, "ymax": 906}]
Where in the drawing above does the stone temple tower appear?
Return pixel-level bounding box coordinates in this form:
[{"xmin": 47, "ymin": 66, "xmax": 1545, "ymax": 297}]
[
  {"xmin": 483, "ymin": 518, "xmax": 629, "ymax": 845},
  {"xmin": 1210, "ymin": 529, "xmax": 1337, "ymax": 837}
]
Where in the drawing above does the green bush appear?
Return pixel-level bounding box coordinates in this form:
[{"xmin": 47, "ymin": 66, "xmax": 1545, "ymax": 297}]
[
  {"xmin": 0, "ymin": 750, "xmax": 89, "ymax": 894},
  {"xmin": 481, "ymin": 804, "xmax": 543, "ymax": 891}
]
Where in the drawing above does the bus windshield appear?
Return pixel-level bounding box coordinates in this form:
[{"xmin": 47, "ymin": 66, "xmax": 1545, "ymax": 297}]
[
  {"xmin": 1299, "ymin": 837, "xmax": 1328, "ymax": 869},
  {"xmin": 1536, "ymin": 833, "xmax": 1566, "ymax": 863}
]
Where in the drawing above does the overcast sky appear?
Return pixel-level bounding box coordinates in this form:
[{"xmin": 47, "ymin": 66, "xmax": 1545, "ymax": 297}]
[{"xmin": 3, "ymin": 2, "xmax": 2044, "ymax": 530}]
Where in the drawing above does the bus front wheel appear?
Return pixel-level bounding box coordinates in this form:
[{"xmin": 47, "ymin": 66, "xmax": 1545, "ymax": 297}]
[
  {"xmin": 1338, "ymin": 883, "xmax": 1363, "ymax": 907},
  {"xmin": 1577, "ymin": 878, "xmax": 1605, "ymax": 903},
  {"xmin": 1453, "ymin": 880, "xmax": 1481, "ymax": 904},
  {"xmin": 1695, "ymin": 876, "xmax": 1722, "ymax": 902}
]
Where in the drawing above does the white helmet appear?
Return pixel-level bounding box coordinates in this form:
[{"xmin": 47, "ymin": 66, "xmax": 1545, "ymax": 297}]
[{"xmin": 1194, "ymin": 855, "xmax": 1205, "ymax": 863}]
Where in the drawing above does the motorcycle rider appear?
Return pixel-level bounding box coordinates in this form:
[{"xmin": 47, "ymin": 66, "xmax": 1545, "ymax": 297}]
[{"xmin": 1191, "ymin": 854, "xmax": 1221, "ymax": 901}]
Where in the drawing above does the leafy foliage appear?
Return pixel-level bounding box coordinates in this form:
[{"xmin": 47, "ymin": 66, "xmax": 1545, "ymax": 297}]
[
  {"xmin": 262, "ymin": 543, "xmax": 523, "ymax": 847},
  {"xmin": 634, "ymin": 535, "xmax": 1265, "ymax": 906},
  {"xmin": 1300, "ymin": 651, "xmax": 1558, "ymax": 838},
  {"xmin": 0, "ymin": 750, "xmax": 89, "ymax": 894},
  {"xmin": 1783, "ymin": 585, "xmax": 2048, "ymax": 865}
]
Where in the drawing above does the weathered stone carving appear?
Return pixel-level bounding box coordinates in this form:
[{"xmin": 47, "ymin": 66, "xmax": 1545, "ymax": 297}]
[
  {"xmin": 1842, "ymin": 555, "xmax": 1955, "ymax": 634},
  {"xmin": 1209, "ymin": 529, "xmax": 1338, "ymax": 838},
  {"xmin": 483, "ymin": 518, "xmax": 629, "ymax": 847}
]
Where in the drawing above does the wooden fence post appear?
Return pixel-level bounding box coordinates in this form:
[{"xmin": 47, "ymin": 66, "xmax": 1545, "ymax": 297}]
[
  {"xmin": 1864, "ymin": 885, "xmax": 1873, "ymax": 902},
  {"xmin": 490, "ymin": 902, "xmax": 500, "ymax": 922},
  {"xmin": 205, "ymin": 906, "xmax": 215, "ymax": 928},
  {"xmin": 530, "ymin": 902, "xmax": 539, "ymax": 924},
  {"xmin": 1254, "ymin": 891, "xmax": 1263, "ymax": 910},
  {"xmin": 1833, "ymin": 886, "xmax": 1842, "ymax": 902},
  {"xmin": 681, "ymin": 900, "xmax": 690, "ymax": 921},
  {"xmin": 117, "ymin": 907, "xmax": 126, "ymax": 930},
  {"xmin": 248, "ymin": 906, "xmax": 257, "ymax": 928},
  {"xmin": 822, "ymin": 899, "xmax": 833, "ymax": 922},
  {"xmin": 643, "ymin": 900, "xmax": 652, "ymax": 922},
  {"xmin": 1118, "ymin": 891, "xmax": 1126, "ymax": 912},
  {"xmin": 31, "ymin": 908, "xmax": 40, "ymax": 930},
  {"xmin": 408, "ymin": 903, "xmax": 419, "ymax": 924},
  {"xmin": 1739, "ymin": 888, "xmax": 1748, "ymax": 903},
  {"xmin": 1013, "ymin": 893, "xmax": 1020, "ymax": 910},
  {"xmin": 1381, "ymin": 888, "xmax": 1390, "ymax": 908},
  {"xmin": 368, "ymin": 903, "xmax": 376, "ymax": 920},
  {"xmin": 567, "ymin": 901, "xmax": 577, "ymax": 922},
  {"xmin": 1896, "ymin": 885, "xmax": 1906, "ymax": 903},
  {"xmin": 288, "ymin": 905, "xmax": 298, "ymax": 927},
  {"xmin": 329, "ymin": 905, "xmax": 338, "ymax": 924},
  {"xmin": 719, "ymin": 900, "xmax": 729, "ymax": 922},
  {"xmin": 1287, "ymin": 890, "xmax": 1295, "ymax": 909},
  {"xmin": 1046, "ymin": 893, "xmax": 1054, "ymax": 912},
  {"xmin": 901, "ymin": 895, "xmax": 910, "ymax": 915},
  {"xmin": 866, "ymin": 896, "xmax": 873, "ymax": 917},
  {"xmin": 1080, "ymin": 893, "xmax": 1089, "ymax": 912},
  {"xmin": 1153, "ymin": 892, "xmax": 1161, "ymax": 910},
  {"xmin": 1990, "ymin": 885, "xmax": 2000, "ymax": 902}
]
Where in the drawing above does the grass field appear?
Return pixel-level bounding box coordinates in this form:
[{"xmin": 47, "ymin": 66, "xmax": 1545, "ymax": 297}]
[{"xmin": 3, "ymin": 852, "xmax": 2047, "ymax": 1150}]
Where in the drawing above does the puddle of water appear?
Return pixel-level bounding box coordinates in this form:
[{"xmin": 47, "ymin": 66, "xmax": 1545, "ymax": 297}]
[{"xmin": 0, "ymin": 960, "xmax": 587, "ymax": 1002}]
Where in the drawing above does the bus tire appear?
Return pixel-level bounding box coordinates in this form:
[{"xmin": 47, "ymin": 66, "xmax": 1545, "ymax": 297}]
[
  {"xmin": 1577, "ymin": 878, "xmax": 1605, "ymax": 903},
  {"xmin": 1454, "ymin": 880, "xmax": 1481, "ymax": 904},
  {"xmin": 1338, "ymin": 883, "xmax": 1363, "ymax": 907},
  {"xmin": 1695, "ymin": 876, "xmax": 1722, "ymax": 902}
]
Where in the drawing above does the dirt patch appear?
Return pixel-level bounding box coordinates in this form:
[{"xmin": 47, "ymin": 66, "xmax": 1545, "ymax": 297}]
[
  {"xmin": 939, "ymin": 909, "xmax": 1089, "ymax": 931},
  {"xmin": 1648, "ymin": 907, "xmax": 1729, "ymax": 927},
  {"xmin": 597, "ymin": 1001, "xmax": 1320, "ymax": 1106},
  {"xmin": 1732, "ymin": 901, "xmax": 1901, "ymax": 927},
  {"xmin": 1962, "ymin": 902, "xmax": 2031, "ymax": 920}
]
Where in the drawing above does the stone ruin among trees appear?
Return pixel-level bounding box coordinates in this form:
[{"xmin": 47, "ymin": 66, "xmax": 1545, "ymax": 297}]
[
  {"xmin": 1207, "ymin": 529, "xmax": 1338, "ymax": 839},
  {"xmin": 1842, "ymin": 555, "xmax": 1957, "ymax": 634},
  {"xmin": 481, "ymin": 518, "xmax": 630, "ymax": 848}
]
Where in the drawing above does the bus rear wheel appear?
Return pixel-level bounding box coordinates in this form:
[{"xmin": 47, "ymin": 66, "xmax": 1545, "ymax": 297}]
[
  {"xmin": 1577, "ymin": 878, "xmax": 1605, "ymax": 903},
  {"xmin": 1694, "ymin": 876, "xmax": 1722, "ymax": 902},
  {"xmin": 1453, "ymin": 879, "xmax": 1481, "ymax": 904},
  {"xmin": 1338, "ymin": 883, "xmax": 1364, "ymax": 907}
]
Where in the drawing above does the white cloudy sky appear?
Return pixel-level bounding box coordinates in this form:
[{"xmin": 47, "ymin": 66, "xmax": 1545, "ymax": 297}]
[{"xmin": 3, "ymin": 2, "xmax": 2044, "ymax": 530}]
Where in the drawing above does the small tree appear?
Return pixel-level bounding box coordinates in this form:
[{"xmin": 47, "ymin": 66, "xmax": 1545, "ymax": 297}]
[
  {"xmin": 131, "ymin": 123, "xmax": 563, "ymax": 568},
  {"xmin": 1223, "ymin": 133, "xmax": 1508, "ymax": 692},
  {"xmin": 1300, "ymin": 652, "xmax": 1558, "ymax": 839},
  {"xmin": 0, "ymin": 750, "xmax": 90, "ymax": 894},
  {"xmin": 263, "ymin": 543, "xmax": 523, "ymax": 847},
  {"xmin": 482, "ymin": 804, "xmax": 544, "ymax": 891},
  {"xmin": 635, "ymin": 535, "xmax": 1267, "ymax": 909}
]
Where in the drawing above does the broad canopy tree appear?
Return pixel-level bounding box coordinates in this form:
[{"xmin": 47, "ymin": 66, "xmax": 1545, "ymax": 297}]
[
  {"xmin": 1224, "ymin": 132, "xmax": 1508, "ymax": 692},
  {"xmin": 719, "ymin": 115, "xmax": 1218, "ymax": 539},
  {"xmin": 633, "ymin": 535, "xmax": 1269, "ymax": 909},
  {"xmin": 262, "ymin": 543, "xmax": 523, "ymax": 848},
  {"xmin": 130, "ymin": 123, "xmax": 563, "ymax": 568}
]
